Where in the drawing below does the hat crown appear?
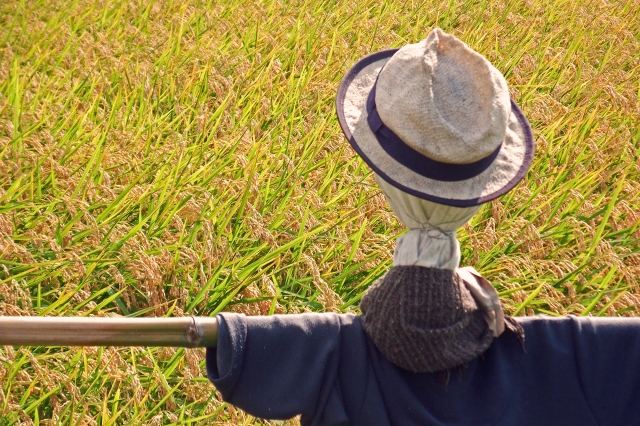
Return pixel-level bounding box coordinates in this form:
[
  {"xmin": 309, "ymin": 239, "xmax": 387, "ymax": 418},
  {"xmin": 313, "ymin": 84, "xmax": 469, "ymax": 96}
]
[{"xmin": 375, "ymin": 29, "xmax": 511, "ymax": 164}]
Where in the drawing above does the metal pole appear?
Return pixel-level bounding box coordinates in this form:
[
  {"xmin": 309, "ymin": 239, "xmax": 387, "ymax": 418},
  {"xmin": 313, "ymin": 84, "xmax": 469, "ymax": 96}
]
[{"xmin": 0, "ymin": 316, "xmax": 218, "ymax": 347}]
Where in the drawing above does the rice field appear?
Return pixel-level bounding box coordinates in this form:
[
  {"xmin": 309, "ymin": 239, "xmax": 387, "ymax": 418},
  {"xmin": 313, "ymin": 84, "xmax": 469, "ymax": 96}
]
[{"xmin": 0, "ymin": 0, "xmax": 638, "ymax": 423}]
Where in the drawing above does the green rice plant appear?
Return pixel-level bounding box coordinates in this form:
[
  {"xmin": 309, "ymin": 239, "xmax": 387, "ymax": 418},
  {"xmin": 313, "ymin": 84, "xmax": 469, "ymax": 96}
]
[{"xmin": 0, "ymin": 0, "xmax": 638, "ymax": 423}]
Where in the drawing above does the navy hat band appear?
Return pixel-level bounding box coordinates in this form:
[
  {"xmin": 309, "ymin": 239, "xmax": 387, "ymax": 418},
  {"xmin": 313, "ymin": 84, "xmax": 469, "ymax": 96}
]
[{"xmin": 365, "ymin": 81, "xmax": 502, "ymax": 182}]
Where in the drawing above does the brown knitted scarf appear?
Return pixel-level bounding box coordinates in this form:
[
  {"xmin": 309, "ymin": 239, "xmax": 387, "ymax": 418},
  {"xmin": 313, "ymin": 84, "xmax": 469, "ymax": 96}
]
[{"xmin": 360, "ymin": 266, "xmax": 496, "ymax": 373}]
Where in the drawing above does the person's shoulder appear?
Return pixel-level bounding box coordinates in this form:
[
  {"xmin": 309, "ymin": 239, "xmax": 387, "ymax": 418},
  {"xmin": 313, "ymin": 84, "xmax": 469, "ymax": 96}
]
[
  {"xmin": 218, "ymin": 311, "xmax": 361, "ymax": 332},
  {"xmin": 513, "ymin": 314, "xmax": 640, "ymax": 328}
]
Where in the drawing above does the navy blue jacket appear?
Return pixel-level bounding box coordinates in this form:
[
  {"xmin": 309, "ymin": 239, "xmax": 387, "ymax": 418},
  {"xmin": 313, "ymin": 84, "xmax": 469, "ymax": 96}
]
[{"xmin": 206, "ymin": 313, "xmax": 640, "ymax": 425}]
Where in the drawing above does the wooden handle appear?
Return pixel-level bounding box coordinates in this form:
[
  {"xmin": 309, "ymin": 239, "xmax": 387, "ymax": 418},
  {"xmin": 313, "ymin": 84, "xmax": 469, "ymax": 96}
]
[{"xmin": 0, "ymin": 316, "xmax": 218, "ymax": 347}]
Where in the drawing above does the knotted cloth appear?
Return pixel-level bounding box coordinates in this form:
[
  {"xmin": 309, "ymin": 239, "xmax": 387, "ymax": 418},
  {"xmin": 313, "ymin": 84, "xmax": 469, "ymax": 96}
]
[
  {"xmin": 360, "ymin": 175, "xmax": 519, "ymax": 373},
  {"xmin": 375, "ymin": 174, "xmax": 480, "ymax": 270}
]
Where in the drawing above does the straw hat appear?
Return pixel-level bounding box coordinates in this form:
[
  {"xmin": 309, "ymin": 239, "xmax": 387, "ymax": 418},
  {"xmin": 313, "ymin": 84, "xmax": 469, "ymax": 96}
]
[{"xmin": 336, "ymin": 28, "xmax": 534, "ymax": 207}]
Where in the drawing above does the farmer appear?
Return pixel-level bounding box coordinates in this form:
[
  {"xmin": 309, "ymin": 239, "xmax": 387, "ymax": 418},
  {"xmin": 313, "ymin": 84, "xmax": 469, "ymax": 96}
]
[{"xmin": 206, "ymin": 29, "xmax": 640, "ymax": 425}]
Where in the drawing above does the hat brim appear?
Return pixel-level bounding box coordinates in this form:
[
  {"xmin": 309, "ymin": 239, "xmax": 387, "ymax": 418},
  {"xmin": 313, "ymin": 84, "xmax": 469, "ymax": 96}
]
[{"xmin": 336, "ymin": 49, "xmax": 535, "ymax": 207}]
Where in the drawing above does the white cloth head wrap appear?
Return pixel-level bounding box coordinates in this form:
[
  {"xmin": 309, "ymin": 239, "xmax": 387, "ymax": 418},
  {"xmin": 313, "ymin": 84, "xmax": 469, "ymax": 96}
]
[{"xmin": 375, "ymin": 174, "xmax": 481, "ymax": 270}]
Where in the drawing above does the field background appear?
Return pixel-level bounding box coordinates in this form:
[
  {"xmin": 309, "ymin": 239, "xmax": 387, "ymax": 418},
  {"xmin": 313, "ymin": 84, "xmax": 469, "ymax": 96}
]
[{"xmin": 0, "ymin": 0, "xmax": 638, "ymax": 424}]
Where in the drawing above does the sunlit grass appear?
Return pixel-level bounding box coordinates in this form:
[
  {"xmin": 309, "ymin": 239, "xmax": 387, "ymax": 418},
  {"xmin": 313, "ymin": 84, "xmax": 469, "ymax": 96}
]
[{"xmin": 0, "ymin": 0, "xmax": 638, "ymax": 423}]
